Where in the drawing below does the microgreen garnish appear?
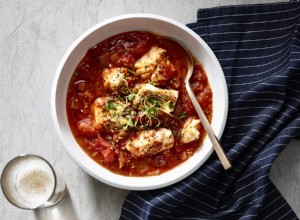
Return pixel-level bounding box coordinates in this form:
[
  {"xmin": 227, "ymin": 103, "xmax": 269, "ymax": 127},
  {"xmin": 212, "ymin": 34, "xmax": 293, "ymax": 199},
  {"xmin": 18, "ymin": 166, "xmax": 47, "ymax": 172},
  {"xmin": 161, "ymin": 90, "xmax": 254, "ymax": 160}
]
[
  {"xmin": 124, "ymin": 117, "xmax": 138, "ymax": 130},
  {"xmin": 168, "ymin": 101, "xmax": 174, "ymax": 109},
  {"xmin": 147, "ymin": 106, "xmax": 157, "ymax": 115},
  {"xmin": 139, "ymin": 95, "xmax": 168, "ymax": 127},
  {"xmin": 126, "ymin": 93, "xmax": 136, "ymax": 101},
  {"xmin": 103, "ymin": 90, "xmax": 179, "ymax": 130},
  {"xmin": 178, "ymin": 112, "xmax": 188, "ymax": 119},
  {"xmin": 104, "ymin": 99, "xmax": 115, "ymax": 110},
  {"xmin": 115, "ymin": 94, "xmax": 122, "ymax": 101},
  {"xmin": 127, "ymin": 68, "xmax": 136, "ymax": 75}
]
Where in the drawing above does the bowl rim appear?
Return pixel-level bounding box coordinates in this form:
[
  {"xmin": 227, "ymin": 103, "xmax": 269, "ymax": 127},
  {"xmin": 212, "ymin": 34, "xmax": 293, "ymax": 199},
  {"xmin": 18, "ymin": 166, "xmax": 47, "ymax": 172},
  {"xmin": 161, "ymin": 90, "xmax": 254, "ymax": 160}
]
[{"xmin": 51, "ymin": 13, "xmax": 228, "ymax": 190}]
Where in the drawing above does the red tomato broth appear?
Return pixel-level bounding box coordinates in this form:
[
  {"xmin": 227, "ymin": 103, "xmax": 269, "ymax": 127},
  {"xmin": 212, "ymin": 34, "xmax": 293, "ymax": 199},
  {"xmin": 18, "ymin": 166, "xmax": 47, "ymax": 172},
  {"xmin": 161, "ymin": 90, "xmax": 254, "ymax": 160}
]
[{"xmin": 66, "ymin": 31, "xmax": 213, "ymax": 176}]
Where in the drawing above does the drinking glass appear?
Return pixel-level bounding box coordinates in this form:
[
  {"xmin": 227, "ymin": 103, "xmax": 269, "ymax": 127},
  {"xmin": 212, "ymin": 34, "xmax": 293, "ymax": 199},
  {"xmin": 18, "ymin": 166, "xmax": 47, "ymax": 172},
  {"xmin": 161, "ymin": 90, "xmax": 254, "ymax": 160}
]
[{"xmin": 1, "ymin": 154, "xmax": 66, "ymax": 209}]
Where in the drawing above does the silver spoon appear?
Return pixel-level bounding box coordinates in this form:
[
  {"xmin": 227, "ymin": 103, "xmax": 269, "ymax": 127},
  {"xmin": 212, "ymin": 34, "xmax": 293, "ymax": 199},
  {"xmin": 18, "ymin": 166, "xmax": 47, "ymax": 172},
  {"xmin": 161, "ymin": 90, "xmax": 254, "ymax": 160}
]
[{"xmin": 173, "ymin": 39, "xmax": 232, "ymax": 170}]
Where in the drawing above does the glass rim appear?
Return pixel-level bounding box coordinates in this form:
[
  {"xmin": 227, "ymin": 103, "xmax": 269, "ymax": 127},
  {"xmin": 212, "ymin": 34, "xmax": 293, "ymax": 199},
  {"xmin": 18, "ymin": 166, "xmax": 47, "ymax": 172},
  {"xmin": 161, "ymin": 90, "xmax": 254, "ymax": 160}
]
[{"xmin": 0, "ymin": 154, "xmax": 58, "ymax": 210}]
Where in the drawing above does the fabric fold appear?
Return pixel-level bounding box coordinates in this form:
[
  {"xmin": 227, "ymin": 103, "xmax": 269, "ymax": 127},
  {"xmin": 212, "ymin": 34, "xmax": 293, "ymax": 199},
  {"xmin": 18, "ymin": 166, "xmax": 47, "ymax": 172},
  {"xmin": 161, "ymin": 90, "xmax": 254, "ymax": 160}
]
[{"xmin": 120, "ymin": 1, "xmax": 300, "ymax": 219}]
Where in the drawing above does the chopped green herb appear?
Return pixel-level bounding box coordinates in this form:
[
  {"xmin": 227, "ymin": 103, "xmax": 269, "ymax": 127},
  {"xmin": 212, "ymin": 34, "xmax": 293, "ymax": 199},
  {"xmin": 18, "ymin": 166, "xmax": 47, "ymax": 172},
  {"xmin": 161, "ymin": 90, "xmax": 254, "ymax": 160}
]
[
  {"xmin": 115, "ymin": 94, "xmax": 122, "ymax": 101},
  {"xmin": 145, "ymin": 95, "xmax": 163, "ymax": 108},
  {"xmin": 178, "ymin": 112, "xmax": 188, "ymax": 119},
  {"xmin": 147, "ymin": 106, "xmax": 157, "ymax": 115},
  {"xmin": 127, "ymin": 68, "xmax": 136, "ymax": 75},
  {"xmin": 104, "ymin": 100, "xmax": 115, "ymax": 110},
  {"xmin": 126, "ymin": 93, "xmax": 136, "ymax": 101},
  {"xmin": 123, "ymin": 117, "xmax": 138, "ymax": 130},
  {"xmin": 168, "ymin": 101, "xmax": 174, "ymax": 109},
  {"xmin": 128, "ymin": 118, "xmax": 134, "ymax": 126}
]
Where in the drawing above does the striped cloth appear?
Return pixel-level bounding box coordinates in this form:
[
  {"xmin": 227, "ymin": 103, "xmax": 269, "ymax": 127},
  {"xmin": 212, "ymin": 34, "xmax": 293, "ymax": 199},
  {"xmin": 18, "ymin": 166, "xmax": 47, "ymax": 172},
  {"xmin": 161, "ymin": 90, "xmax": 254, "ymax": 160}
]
[{"xmin": 120, "ymin": 1, "xmax": 300, "ymax": 219}]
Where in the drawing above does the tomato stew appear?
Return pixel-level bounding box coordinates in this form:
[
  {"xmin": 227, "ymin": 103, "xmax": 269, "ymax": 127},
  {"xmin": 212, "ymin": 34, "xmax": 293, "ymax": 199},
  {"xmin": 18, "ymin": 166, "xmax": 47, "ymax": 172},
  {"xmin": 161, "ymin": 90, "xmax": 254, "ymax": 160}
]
[{"xmin": 66, "ymin": 31, "xmax": 212, "ymax": 176}]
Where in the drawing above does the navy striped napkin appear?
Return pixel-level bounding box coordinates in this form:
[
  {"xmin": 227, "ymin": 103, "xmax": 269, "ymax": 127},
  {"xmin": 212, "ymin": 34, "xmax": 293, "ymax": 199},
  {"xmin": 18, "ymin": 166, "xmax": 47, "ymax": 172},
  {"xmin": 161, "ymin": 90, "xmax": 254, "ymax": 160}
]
[{"xmin": 120, "ymin": 1, "xmax": 300, "ymax": 219}]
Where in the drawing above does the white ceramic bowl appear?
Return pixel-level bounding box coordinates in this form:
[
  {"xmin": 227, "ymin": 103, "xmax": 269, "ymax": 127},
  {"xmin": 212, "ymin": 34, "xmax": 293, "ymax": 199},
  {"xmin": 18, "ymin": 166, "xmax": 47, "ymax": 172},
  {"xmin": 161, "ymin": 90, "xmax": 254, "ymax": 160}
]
[{"xmin": 51, "ymin": 14, "xmax": 228, "ymax": 190}]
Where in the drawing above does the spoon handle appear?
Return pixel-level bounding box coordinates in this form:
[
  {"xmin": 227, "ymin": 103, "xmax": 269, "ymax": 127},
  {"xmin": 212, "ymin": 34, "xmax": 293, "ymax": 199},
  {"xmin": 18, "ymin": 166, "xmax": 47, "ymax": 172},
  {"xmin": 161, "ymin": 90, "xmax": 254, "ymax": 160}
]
[{"xmin": 186, "ymin": 82, "xmax": 232, "ymax": 170}]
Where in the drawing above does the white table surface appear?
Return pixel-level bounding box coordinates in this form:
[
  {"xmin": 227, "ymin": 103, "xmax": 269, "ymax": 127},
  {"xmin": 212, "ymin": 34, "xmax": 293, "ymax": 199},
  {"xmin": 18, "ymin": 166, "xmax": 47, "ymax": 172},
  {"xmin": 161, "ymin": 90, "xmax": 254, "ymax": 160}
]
[{"xmin": 1, "ymin": 0, "xmax": 299, "ymax": 219}]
